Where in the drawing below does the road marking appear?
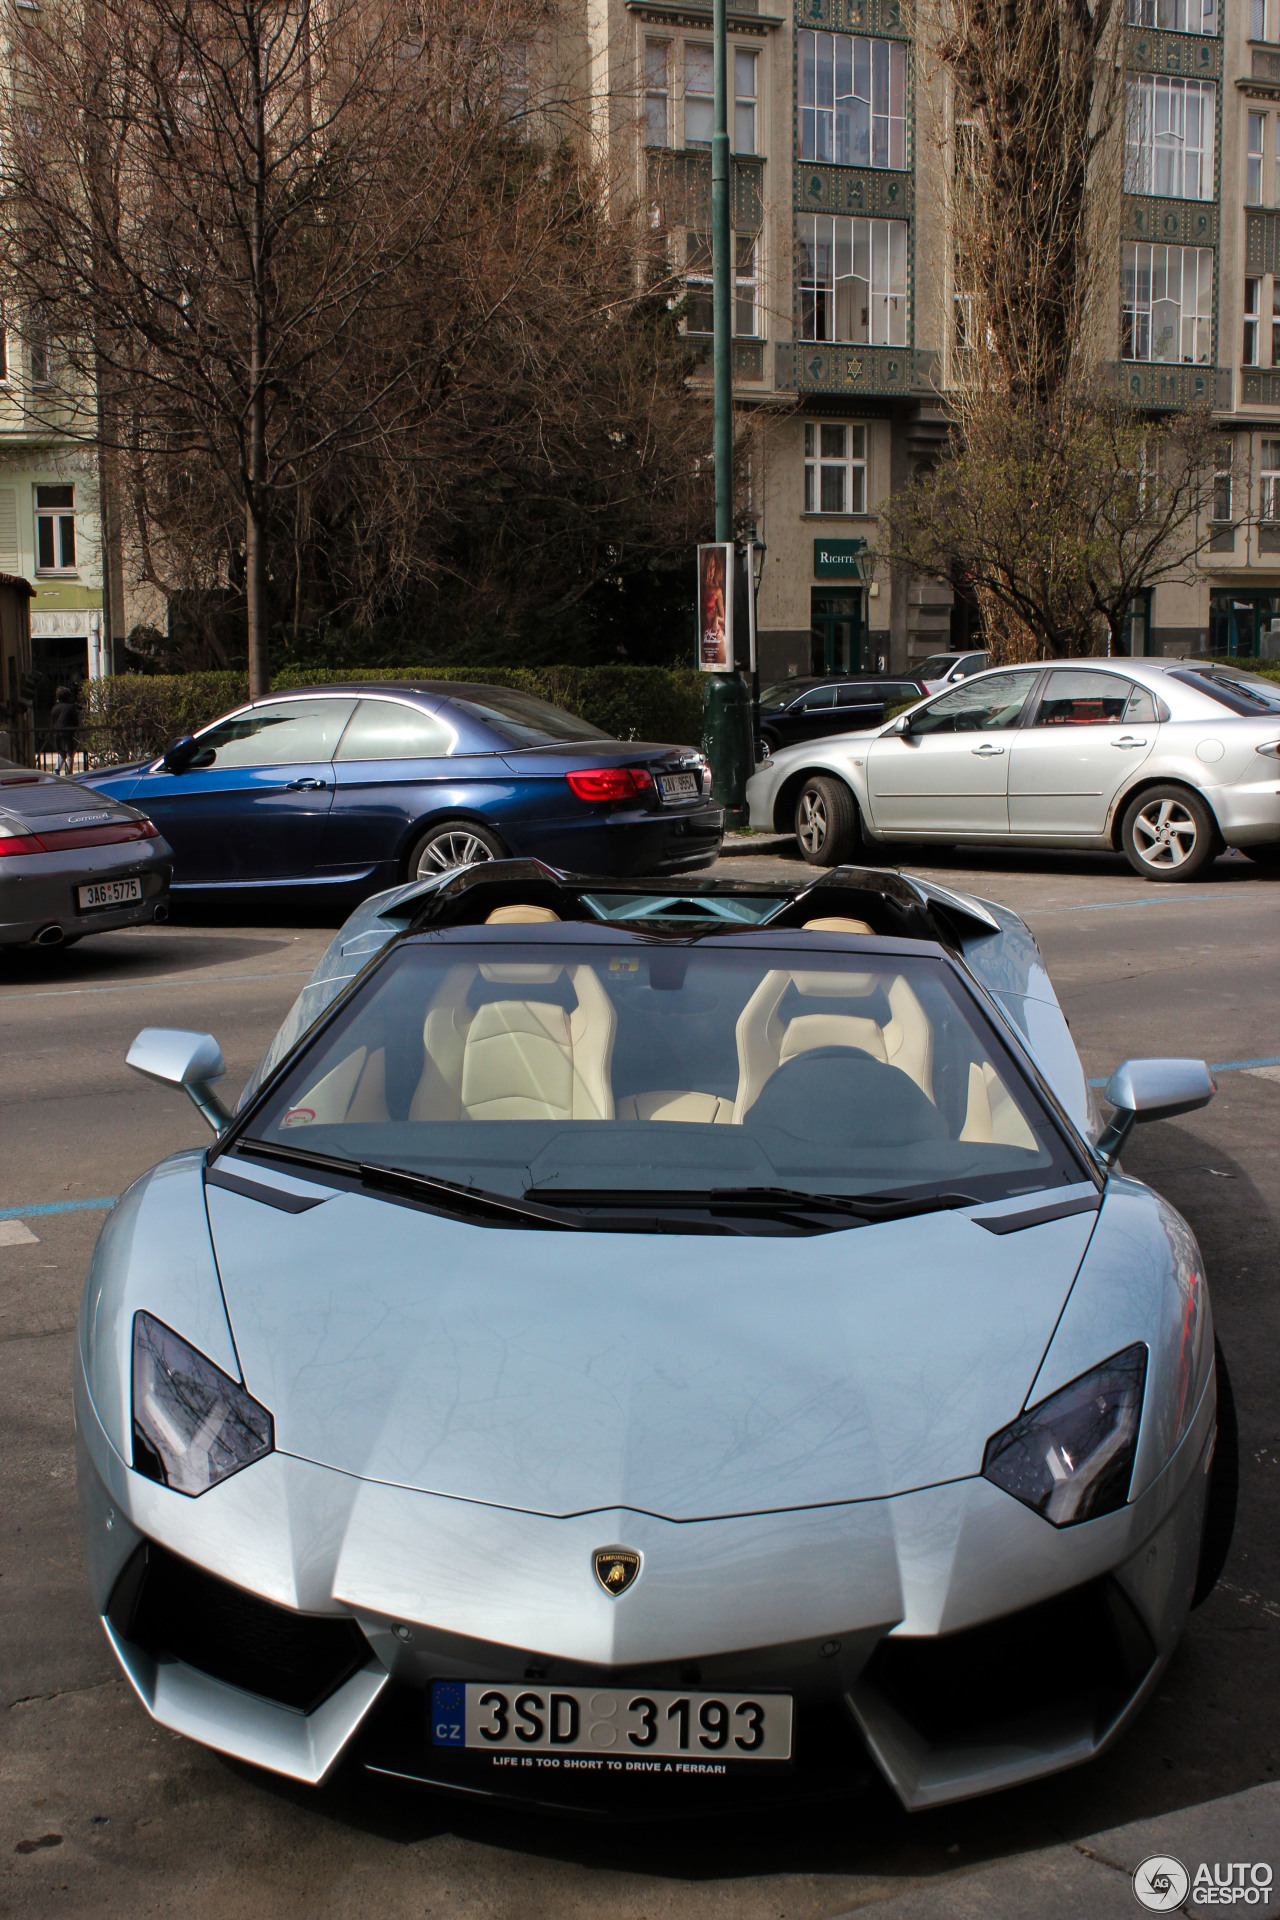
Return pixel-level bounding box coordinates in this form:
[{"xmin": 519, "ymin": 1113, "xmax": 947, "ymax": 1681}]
[
  {"xmin": 0, "ymin": 968, "xmax": 313, "ymax": 1005},
  {"xmin": 0, "ymin": 1197, "xmax": 119, "ymax": 1221},
  {"xmin": 1022, "ymin": 892, "xmax": 1244, "ymax": 915},
  {"xmin": 0, "ymin": 1220, "xmax": 39, "ymax": 1245}
]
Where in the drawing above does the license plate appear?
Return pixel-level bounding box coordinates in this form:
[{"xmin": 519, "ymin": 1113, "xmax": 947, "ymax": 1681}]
[
  {"xmin": 658, "ymin": 772, "xmax": 699, "ymax": 801},
  {"xmin": 77, "ymin": 878, "xmax": 142, "ymax": 910},
  {"xmin": 430, "ymin": 1681, "xmax": 792, "ymax": 1762}
]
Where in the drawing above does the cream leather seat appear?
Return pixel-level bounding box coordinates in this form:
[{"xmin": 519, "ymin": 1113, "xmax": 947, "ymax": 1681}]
[
  {"xmin": 409, "ymin": 906, "xmax": 616, "ymax": 1122},
  {"xmin": 733, "ymin": 949, "xmax": 934, "ymax": 1121},
  {"xmin": 615, "ymin": 1089, "xmax": 735, "ymax": 1124},
  {"xmin": 284, "ymin": 905, "xmax": 616, "ymax": 1127}
]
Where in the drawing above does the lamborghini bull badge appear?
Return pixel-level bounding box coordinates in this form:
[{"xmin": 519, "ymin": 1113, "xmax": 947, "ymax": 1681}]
[{"xmin": 593, "ymin": 1546, "xmax": 641, "ymax": 1596}]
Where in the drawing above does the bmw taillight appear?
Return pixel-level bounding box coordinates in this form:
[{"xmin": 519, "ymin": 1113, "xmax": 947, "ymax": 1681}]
[{"xmin": 565, "ymin": 767, "xmax": 655, "ymax": 802}]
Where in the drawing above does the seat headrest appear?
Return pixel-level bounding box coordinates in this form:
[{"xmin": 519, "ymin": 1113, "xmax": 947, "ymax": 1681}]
[
  {"xmin": 478, "ymin": 961, "xmax": 564, "ymax": 984},
  {"xmin": 802, "ymin": 916, "xmax": 875, "ymax": 935},
  {"xmin": 791, "ymin": 969, "xmax": 880, "ymax": 996},
  {"xmin": 485, "ymin": 904, "xmax": 561, "ymax": 924}
]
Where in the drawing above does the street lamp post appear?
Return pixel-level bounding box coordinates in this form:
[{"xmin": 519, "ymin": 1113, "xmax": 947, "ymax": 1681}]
[{"xmin": 699, "ymin": 0, "xmax": 754, "ymax": 825}]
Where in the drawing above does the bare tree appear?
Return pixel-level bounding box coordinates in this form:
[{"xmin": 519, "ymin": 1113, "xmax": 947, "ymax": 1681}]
[{"xmin": 6, "ymin": 0, "xmax": 707, "ymax": 689}]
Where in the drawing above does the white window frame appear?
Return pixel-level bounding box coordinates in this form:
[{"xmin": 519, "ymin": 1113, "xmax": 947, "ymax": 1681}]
[
  {"xmin": 1261, "ymin": 438, "xmax": 1280, "ymax": 521},
  {"xmin": 1245, "ymin": 277, "xmax": 1261, "ymax": 367},
  {"xmin": 683, "ymin": 231, "xmax": 761, "ymax": 339},
  {"xmin": 1128, "ymin": 0, "xmax": 1217, "ymax": 31},
  {"xmin": 1124, "ymin": 77, "xmax": 1215, "ymax": 201},
  {"xmin": 645, "ymin": 38, "xmax": 670, "ymax": 148},
  {"xmin": 799, "ymin": 214, "xmax": 907, "ymax": 345},
  {"xmin": 684, "ymin": 43, "xmax": 713, "ymax": 148},
  {"xmin": 1253, "ymin": 0, "xmax": 1280, "ymax": 39},
  {"xmin": 1249, "ymin": 112, "xmax": 1267, "ymax": 205},
  {"xmin": 1120, "ymin": 243, "xmax": 1213, "ymax": 365},
  {"xmin": 734, "ymin": 49, "xmax": 758, "ymax": 155},
  {"xmin": 799, "ymin": 30, "xmax": 907, "ymax": 169},
  {"xmin": 804, "ymin": 421, "xmax": 867, "ymax": 515},
  {"xmin": 27, "ymin": 311, "xmax": 51, "ymax": 389},
  {"xmin": 1213, "ymin": 440, "xmax": 1233, "ymax": 521},
  {"xmin": 35, "ymin": 483, "xmax": 76, "ymax": 573}
]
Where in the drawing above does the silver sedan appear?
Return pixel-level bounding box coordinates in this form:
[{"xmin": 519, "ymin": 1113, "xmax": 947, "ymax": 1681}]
[{"xmin": 747, "ymin": 658, "xmax": 1280, "ymax": 880}]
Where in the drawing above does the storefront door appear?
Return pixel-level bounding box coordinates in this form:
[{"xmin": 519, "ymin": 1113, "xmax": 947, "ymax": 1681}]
[{"xmin": 810, "ymin": 591, "xmax": 867, "ymax": 675}]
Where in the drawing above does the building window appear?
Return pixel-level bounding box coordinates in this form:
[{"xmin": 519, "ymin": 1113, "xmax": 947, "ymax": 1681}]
[
  {"xmin": 1253, "ymin": 0, "xmax": 1280, "ymax": 39},
  {"xmin": 1249, "ymin": 113, "xmax": 1267, "ymax": 204},
  {"xmin": 1129, "ymin": 0, "xmax": 1217, "ymax": 30},
  {"xmin": 799, "ymin": 31, "xmax": 907, "ymax": 169},
  {"xmin": 1213, "ymin": 440, "xmax": 1233, "ymax": 521},
  {"xmin": 1245, "ymin": 277, "xmax": 1261, "ymax": 365},
  {"xmin": 1121, "ymin": 244, "xmax": 1213, "ymax": 364},
  {"xmin": 685, "ymin": 233, "xmax": 713, "ymax": 333},
  {"xmin": 1261, "ymin": 438, "xmax": 1280, "ymax": 520},
  {"xmin": 734, "ymin": 49, "xmax": 758, "ymax": 154},
  {"xmin": 28, "ymin": 311, "xmax": 50, "ymax": 388},
  {"xmin": 645, "ymin": 40, "xmax": 669, "ymax": 147},
  {"xmin": 684, "ymin": 233, "xmax": 758, "ymax": 337},
  {"xmin": 0, "ymin": 329, "xmax": 8, "ymax": 382},
  {"xmin": 684, "ymin": 44, "xmax": 713, "ymax": 147},
  {"xmin": 804, "ymin": 422, "xmax": 867, "ymax": 514},
  {"xmin": 735, "ymin": 234, "xmax": 758, "ymax": 336},
  {"xmin": 35, "ymin": 484, "xmax": 75, "ymax": 571},
  {"xmin": 799, "ymin": 214, "xmax": 907, "ymax": 345},
  {"xmin": 1124, "ymin": 77, "xmax": 1215, "ymax": 201}
]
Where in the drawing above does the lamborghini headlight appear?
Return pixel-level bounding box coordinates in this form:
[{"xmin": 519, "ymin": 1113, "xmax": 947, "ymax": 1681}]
[
  {"xmin": 132, "ymin": 1311, "xmax": 273, "ymax": 1496},
  {"xmin": 982, "ymin": 1345, "xmax": 1147, "ymax": 1527}
]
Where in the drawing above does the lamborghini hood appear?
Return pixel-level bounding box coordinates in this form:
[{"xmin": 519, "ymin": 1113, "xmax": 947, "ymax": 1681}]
[{"xmin": 206, "ymin": 1180, "xmax": 1098, "ymax": 1522}]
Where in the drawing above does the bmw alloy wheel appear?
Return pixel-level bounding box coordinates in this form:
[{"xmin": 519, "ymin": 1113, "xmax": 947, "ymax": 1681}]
[
  {"xmin": 1129, "ymin": 798, "xmax": 1199, "ymax": 871},
  {"xmin": 416, "ymin": 831, "xmax": 497, "ymax": 876}
]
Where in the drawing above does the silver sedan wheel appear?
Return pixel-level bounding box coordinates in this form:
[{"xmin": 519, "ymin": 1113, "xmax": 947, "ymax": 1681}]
[
  {"xmin": 1130, "ymin": 797, "xmax": 1199, "ymax": 871},
  {"xmin": 796, "ymin": 788, "xmax": 829, "ymax": 858},
  {"xmin": 415, "ymin": 831, "xmax": 497, "ymax": 876}
]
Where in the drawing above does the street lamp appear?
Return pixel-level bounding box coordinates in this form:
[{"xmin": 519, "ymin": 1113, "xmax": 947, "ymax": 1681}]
[{"xmin": 700, "ymin": 0, "xmax": 754, "ymax": 825}]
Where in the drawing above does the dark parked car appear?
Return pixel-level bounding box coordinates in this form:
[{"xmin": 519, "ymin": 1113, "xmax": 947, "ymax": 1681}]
[
  {"xmin": 0, "ymin": 759, "xmax": 172, "ymax": 947},
  {"xmin": 756, "ymin": 676, "xmax": 925, "ymax": 756},
  {"xmin": 82, "ymin": 683, "xmax": 722, "ymax": 897}
]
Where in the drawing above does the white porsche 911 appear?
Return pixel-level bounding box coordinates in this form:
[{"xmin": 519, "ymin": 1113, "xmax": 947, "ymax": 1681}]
[{"xmin": 75, "ymin": 859, "xmax": 1237, "ymax": 1814}]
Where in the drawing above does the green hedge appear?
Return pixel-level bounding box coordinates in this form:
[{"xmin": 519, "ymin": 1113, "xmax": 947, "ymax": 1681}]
[{"xmin": 82, "ymin": 665, "xmax": 706, "ymax": 765}]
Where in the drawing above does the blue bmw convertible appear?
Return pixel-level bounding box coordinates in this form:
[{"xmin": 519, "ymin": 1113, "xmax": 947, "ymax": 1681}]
[{"xmin": 84, "ymin": 682, "xmax": 722, "ymax": 898}]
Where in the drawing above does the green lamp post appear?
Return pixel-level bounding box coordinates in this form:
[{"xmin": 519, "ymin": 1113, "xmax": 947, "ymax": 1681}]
[{"xmin": 699, "ymin": 0, "xmax": 754, "ymax": 826}]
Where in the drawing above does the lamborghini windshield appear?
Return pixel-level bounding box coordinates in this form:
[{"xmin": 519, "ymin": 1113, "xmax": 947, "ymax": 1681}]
[{"xmin": 240, "ymin": 933, "xmax": 1085, "ymax": 1211}]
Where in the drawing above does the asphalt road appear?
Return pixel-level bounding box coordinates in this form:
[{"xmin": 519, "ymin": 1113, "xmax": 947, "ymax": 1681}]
[{"xmin": 2, "ymin": 842, "xmax": 1278, "ymax": 1920}]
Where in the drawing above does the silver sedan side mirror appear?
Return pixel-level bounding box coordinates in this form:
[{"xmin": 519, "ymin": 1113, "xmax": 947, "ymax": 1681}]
[
  {"xmin": 127, "ymin": 1027, "xmax": 232, "ymax": 1134},
  {"xmin": 1097, "ymin": 1057, "xmax": 1215, "ymax": 1163}
]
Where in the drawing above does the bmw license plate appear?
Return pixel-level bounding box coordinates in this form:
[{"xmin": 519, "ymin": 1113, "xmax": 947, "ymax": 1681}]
[
  {"xmin": 430, "ymin": 1681, "xmax": 792, "ymax": 1763},
  {"xmin": 658, "ymin": 771, "xmax": 699, "ymax": 801},
  {"xmin": 77, "ymin": 878, "xmax": 142, "ymax": 910}
]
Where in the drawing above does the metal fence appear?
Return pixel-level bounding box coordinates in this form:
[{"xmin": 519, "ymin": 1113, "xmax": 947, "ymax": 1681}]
[{"xmin": 23, "ymin": 725, "xmax": 121, "ymax": 776}]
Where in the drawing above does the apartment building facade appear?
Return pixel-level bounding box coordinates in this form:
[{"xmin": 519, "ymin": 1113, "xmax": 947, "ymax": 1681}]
[
  {"xmin": 577, "ymin": 0, "xmax": 1280, "ymax": 679},
  {"xmin": 0, "ymin": 314, "xmax": 110, "ymax": 729}
]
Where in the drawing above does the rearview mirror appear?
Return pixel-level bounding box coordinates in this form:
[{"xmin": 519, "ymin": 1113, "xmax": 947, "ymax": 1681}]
[
  {"xmin": 127, "ymin": 1027, "xmax": 232, "ymax": 1134},
  {"xmin": 160, "ymin": 735, "xmax": 198, "ymax": 773},
  {"xmin": 1097, "ymin": 1057, "xmax": 1215, "ymax": 1163}
]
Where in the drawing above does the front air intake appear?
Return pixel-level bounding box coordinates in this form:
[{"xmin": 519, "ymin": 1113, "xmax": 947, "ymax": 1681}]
[{"xmin": 109, "ymin": 1543, "xmax": 371, "ymax": 1714}]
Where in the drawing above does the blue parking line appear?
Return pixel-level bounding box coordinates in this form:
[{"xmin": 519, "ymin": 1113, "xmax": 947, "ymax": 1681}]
[{"xmin": 0, "ymin": 1196, "xmax": 118, "ymax": 1221}]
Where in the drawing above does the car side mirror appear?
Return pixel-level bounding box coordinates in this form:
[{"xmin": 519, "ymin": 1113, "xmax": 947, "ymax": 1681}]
[
  {"xmin": 127, "ymin": 1027, "xmax": 232, "ymax": 1134},
  {"xmin": 1097, "ymin": 1057, "xmax": 1215, "ymax": 1163},
  {"xmin": 161, "ymin": 735, "xmax": 198, "ymax": 773}
]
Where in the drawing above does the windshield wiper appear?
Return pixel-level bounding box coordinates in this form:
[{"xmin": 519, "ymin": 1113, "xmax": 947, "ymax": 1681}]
[
  {"xmin": 523, "ymin": 1185, "xmax": 978, "ymax": 1224},
  {"xmin": 235, "ymin": 1138, "xmax": 581, "ymax": 1231}
]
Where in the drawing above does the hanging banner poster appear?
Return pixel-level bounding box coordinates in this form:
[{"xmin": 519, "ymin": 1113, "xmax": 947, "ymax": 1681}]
[{"xmin": 697, "ymin": 542, "xmax": 734, "ymax": 671}]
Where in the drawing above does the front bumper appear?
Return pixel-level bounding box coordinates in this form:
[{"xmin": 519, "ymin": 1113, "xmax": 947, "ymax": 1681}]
[
  {"xmin": 76, "ymin": 1352, "xmax": 1213, "ymax": 1810},
  {"xmin": 0, "ymin": 839, "xmax": 172, "ymax": 944}
]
